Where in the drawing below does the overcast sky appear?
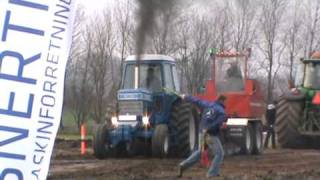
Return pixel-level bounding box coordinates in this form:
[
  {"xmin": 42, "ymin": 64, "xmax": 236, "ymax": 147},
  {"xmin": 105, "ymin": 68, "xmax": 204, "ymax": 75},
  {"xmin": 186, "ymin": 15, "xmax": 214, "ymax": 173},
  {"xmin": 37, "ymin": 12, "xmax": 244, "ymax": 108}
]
[
  {"xmin": 76, "ymin": 0, "xmax": 216, "ymax": 15},
  {"xmin": 77, "ymin": 0, "xmax": 114, "ymax": 14}
]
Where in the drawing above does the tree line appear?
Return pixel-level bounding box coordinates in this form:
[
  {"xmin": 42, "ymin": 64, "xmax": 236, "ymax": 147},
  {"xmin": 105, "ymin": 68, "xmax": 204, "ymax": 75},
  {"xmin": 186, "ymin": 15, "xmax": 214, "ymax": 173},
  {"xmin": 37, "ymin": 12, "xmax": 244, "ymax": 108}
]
[{"xmin": 63, "ymin": 0, "xmax": 320, "ymax": 130}]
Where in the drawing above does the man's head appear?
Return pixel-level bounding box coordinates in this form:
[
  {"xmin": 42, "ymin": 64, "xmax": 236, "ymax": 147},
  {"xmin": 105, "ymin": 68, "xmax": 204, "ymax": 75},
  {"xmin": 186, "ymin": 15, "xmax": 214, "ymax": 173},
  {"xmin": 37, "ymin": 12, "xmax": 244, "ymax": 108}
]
[
  {"xmin": 227, "ymin": 62, "xmax": 241, "ymax": 78},
  {"xmin": 230, "ymin": 62, "xmax": 238, "ymax": 68},
  {"xmin": 147, "ymin": 67, "xmax": 155, "ymax": 76},
  {"xmin": 217, "ymin": 95, "xmax": 227, "ymax": 104},
  {"xmin": 267, "ymin": 104, "xmax": 275, "ymax": 110}
]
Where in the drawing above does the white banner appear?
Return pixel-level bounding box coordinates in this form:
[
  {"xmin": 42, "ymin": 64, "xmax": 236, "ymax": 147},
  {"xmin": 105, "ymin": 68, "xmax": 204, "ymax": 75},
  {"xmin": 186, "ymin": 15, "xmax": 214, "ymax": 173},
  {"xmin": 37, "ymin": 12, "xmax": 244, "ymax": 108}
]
[{"xmin": 0, "ymin": 0, "xmax": 76, "ymax": 179}]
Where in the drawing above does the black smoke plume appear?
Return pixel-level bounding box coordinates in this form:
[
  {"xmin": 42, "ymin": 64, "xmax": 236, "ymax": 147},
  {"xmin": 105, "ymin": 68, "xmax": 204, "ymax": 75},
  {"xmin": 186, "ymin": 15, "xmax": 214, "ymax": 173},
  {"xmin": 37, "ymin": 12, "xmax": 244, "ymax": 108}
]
[{"xmin": 135, "ymin": 0, "xmax": 177, "ymax": 59}]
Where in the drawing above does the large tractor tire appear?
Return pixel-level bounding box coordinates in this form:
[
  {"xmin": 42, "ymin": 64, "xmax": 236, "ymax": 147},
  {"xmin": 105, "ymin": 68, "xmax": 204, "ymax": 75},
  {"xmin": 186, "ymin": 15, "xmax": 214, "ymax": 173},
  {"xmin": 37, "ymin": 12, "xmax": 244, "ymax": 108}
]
[
  {"xmin": 275, "ymin": 99, "xmax": 305, "ymax": 148},
  {"xmin": 252, "ymin": 122, "xmax": 263, "ymax": 154},
  {"xmin": 240, "ymin": 123, "xmax": 254, "ymax": 154},
  {"xmin": 171, "ymin": 102, "xmax": 198, "ymax": 157},
  {"xmin": 152, "ymin": 124, "xmax": 170, "ymax": 158},
  {"xmin": 93, "ymin": 124, "xmax": 112, "ymax": 159}
]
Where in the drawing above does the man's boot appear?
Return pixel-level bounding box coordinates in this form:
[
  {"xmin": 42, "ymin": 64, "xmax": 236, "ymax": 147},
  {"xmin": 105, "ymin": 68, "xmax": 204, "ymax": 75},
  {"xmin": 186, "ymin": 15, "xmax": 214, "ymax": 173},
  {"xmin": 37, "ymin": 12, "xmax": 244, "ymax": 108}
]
[{"xmin": 178, "ymin": 165, "xmax": 185, "ymax": 178}]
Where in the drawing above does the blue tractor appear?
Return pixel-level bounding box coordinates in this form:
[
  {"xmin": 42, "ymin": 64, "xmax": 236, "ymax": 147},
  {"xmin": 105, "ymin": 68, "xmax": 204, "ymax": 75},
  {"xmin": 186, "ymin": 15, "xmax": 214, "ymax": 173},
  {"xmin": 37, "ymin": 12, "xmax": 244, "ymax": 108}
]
[{"xmin": 93, "ymin": 54, "xmax": 199, "ymax": 158}]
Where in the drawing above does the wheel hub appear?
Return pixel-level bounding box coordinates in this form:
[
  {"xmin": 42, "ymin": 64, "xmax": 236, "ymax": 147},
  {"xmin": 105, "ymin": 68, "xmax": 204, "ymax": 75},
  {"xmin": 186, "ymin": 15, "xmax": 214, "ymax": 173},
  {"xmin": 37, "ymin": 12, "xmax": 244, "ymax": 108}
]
[
  {"xmin": 246, "ymin": 128, "xmax": 252, "ymax": 151},
  {"xmin": 256, "ymin": 129, "xmax": 262, "ymax": 150},
  {"xmin": 189, "ymin": 115, "xmax": 196, "ymax": 151},
  {"xmin": 164, "ymin": 135, "xmax": 169, "ymax": 154}
]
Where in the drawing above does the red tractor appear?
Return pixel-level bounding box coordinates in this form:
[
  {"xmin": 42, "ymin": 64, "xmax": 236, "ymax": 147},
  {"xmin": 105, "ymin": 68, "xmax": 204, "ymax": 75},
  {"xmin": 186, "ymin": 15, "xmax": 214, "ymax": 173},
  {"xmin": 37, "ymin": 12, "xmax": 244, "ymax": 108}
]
[{"xmin": 196, "ymin": 49, "xmax": 265, "ymax": 154}]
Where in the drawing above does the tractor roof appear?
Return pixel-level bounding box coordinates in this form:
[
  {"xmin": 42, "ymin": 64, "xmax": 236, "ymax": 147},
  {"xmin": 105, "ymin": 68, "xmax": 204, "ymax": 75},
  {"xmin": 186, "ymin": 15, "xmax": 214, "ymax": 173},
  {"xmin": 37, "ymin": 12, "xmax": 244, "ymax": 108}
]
[
  {"xmin": 215, "ymin": 51, "xmax": 247, "ymax": 58},
  {"xmin": 311, "ymin": 52, "xmax": 320, "ymax": 59},
  {"xmin": 125, "ymin": 54, "xmax": 175, "ymax": 62},
  {"xmin": 304, "ymin": 52, "xmax": 320, "ymax": 63}
]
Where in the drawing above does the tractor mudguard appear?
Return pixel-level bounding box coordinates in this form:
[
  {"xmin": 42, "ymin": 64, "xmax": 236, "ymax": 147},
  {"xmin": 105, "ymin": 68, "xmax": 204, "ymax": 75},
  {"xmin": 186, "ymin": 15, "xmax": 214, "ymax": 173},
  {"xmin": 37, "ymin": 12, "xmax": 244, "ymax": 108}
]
[{"xmin": 284, "ymin": 91, "xmax": 305, "ymax": 101}]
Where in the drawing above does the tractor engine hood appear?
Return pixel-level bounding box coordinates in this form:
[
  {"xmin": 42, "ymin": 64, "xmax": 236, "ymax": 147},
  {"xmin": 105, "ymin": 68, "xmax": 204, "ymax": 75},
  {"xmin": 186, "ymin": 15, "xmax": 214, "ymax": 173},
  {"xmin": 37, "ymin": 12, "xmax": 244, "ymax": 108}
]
[{"xmin": 118, "ymin": 89, "xmax": 152, "ymax": 102}]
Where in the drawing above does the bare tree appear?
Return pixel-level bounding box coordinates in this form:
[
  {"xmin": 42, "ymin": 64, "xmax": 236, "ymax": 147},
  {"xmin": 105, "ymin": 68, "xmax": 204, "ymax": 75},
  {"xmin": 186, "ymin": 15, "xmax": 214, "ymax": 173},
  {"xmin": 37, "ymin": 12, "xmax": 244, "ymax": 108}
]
[
  {"xmin": 176, "ymin": 14, "xmax": 213, "ymax": 93},
  {"xmin": 283, "ymin": 1, "xmax": 303, "ymax": 82},
  {"xmin": 64, "ymin": 6, "xmax": 93, "ymax": 132},
  {"xmin": 230, "ymin": 0, "xmax": 258, "ymax": 51},
  {"xmin": 212, "ymin": 2, "xmax": 234, "ymax": 51},
  {"xmin": 70, "ymin": 26, "xmax": 94, "ymax": 130},
  {"xmin": 68, "ymin": 5, "xmax": 86, "ymax": 68},
  {"xmin": 115, "ymin": 0, "xmax": 134, "ymax": 84},
  {"xmin": 175, "ymin": 14, "xmax": 192, "ymax": 91},
  {"xmin": 302, "ymin": 0, "xmax": 320, "ymax": 57},
  {"xmin": 65, "ymin": 5, "xmax": 86, "ymax": 102},
  {"xmin": 258, "ymin": 0, "xmax": 287, "ymax": 102},
  {"xmin": 150, "ymin": 3, "xmax": 181, "ymax": 55},
  {"xmin": 90, "ymin": 10, "xmax": 118, "ymax": 123}
]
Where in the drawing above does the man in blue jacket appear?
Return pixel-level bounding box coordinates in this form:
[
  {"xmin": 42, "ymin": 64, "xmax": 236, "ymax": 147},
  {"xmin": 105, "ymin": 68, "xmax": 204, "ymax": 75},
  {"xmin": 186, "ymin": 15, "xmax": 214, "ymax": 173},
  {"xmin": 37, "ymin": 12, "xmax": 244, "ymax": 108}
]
[{"xmin": 178, "ymin": 94, "xmax": 227, "ymax": 178}]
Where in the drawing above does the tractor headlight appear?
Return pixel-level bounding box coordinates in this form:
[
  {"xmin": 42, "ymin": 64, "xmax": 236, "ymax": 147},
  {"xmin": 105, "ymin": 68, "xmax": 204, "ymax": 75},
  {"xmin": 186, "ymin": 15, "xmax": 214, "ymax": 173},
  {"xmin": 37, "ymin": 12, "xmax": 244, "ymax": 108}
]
[
  {"xmin": 142, "ymin": 116, "xmax": 149, "ymax": 126},
  {"xmin": 111, "ymin": 116, "xmax": 118, "ymax": 127}
]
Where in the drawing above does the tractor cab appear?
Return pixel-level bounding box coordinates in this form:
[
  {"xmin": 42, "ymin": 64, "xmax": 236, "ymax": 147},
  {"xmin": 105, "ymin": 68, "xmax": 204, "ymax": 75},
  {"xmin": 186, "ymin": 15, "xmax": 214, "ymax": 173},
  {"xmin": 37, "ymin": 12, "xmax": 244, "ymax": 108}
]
[
  {"xmin": 196, "ymin": 50, "xmax": 265, "ymax": 155},
  {"xmin": 116, "ymin": 54, "xmax": 180, "ymax": 127},
  {"xmin": 197, "ymin": 50, "xmax": 264, "ymax": 118},
  {"xmin": 294, "ymin": 52, "xmax": 320, "ymax": 104},
  {"xmin": 215, "ymin": 54, "xmax": 246, "ymax": 93},
  {"xmin": 303, "ymin": 52, "xmax": 320, "ymax": 90}
]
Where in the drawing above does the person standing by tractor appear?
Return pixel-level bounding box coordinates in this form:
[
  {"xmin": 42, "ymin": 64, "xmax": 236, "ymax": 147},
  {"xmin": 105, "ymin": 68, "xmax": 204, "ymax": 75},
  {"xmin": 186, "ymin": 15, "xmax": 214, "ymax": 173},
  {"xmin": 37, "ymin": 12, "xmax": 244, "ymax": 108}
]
[
  {"xmin": 264, "ymin": 103, "xmax": 276, "ymax": 149},
  {"xmin": 144, "ymin": 66, "xmax": 162, "ymax": 92},
  {"xmin": 178, "ymin": 94, "xmax": 227, "ymax": 178},
  {"xmin": 225, "ymin": 62, "xmax": 244, "ymax": 91},
  {"xmin": 227, "ymin": 62, "xmax": 242, "ymax": 79}
]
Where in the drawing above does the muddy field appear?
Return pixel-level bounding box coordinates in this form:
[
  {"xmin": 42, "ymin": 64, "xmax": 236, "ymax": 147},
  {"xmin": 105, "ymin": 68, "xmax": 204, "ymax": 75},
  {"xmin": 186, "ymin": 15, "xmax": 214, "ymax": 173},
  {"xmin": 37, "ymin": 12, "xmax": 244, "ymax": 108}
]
[{"xmin": 48, "ymin": 139, "xmax": 320, "ymax": 180}]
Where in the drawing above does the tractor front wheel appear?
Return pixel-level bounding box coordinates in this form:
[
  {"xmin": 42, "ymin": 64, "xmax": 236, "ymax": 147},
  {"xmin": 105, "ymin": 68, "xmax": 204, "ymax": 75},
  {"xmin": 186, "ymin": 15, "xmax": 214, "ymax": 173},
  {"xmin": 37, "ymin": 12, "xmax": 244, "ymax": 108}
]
[
  {"xmin": 171, "ymin": 102, "xmax": 198, "ymax": 157},
  {"xmin": 93, "ymin": 124, "xmax": 112, "ymax": 159},
  {"xmin": 152, "ymin": 124, "xmax": 170, "ymax": 158}
]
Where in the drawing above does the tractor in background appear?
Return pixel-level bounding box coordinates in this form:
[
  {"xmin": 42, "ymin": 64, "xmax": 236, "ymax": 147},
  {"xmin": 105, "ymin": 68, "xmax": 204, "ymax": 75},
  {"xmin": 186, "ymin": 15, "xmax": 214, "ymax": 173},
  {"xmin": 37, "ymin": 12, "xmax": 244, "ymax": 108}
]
[
  {"xmin": 196, "ymin": 49, "xmax": 264, "ymax": 154},
  {"xmin": 275, "ymin": 52, "xmax": 320, "ymax": 148},
  {"xmin": 93, "ymin": 54, "xmax": 198, "ymax": 159}
]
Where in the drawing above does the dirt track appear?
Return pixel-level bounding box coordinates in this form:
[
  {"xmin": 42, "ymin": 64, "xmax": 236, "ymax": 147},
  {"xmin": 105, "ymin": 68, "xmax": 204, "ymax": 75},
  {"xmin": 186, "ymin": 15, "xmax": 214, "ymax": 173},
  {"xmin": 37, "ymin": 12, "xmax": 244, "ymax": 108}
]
[{"xmin": 48, "ymin": 139, "xmax": 320, "ymax": 180}]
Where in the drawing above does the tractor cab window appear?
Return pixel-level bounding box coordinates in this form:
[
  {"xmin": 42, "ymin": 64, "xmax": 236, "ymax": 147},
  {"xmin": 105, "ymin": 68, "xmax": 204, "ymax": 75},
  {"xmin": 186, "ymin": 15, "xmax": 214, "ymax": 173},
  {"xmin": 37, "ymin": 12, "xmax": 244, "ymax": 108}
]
[
  {"xmin": 163, "ymin": 64, "xmax": 175, "ymax": 91},
  {"xmin": 295, "ymin": 63, "xmax": 304, "ymax": 86},
  {"xmin": 172, "ymin": 66, "xmax": 180, "ymax": 92},
  {"xmin": 122, "ymin": 64, "xmax": 163, "ymax": 92},
  {"xmin": 215, "ymin": 57, "xmax": 245, "ymax": 92},
  {"xmin": 315, "ymin": 65, "xmax": 320, "ymax": 89},
  {"xmin": 305, "ymin": 63, "xmax": 320, "ymax": 89},
  {"xmin": 140, "ymin": 64, "xmax": 163, "ymax": 92},
  {"xmin": 123, "ymin": 64, "xmax": 134, "ymax": 89}
]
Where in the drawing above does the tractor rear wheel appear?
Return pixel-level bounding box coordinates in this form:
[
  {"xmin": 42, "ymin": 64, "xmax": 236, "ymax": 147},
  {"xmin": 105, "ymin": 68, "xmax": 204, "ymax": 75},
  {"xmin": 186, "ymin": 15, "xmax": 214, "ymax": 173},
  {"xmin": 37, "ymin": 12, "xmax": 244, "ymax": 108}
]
[
  {"xmin": 275, "ymin": 99, "xmax": 305, "ymax": 148},
  {"xmin": 152, "ymin": 124, "xmax": 170, "ymax": 158},
  {"xmin": 171, "ymin": 102, "xmax": 198, "ymax": 157},
  {"xmin": 93, "ymin": 124, "xmax": 112, "ymax": 159}
]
